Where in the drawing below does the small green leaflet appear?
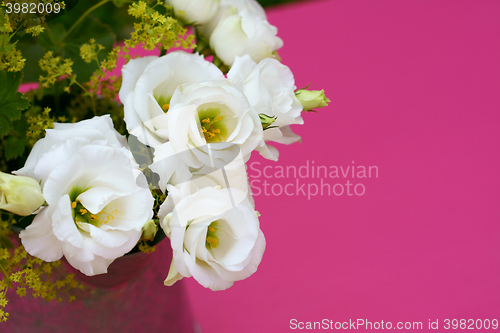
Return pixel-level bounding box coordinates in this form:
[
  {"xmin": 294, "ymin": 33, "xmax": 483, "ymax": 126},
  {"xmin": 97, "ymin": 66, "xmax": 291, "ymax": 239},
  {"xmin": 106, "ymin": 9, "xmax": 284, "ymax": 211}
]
[
  {"xmin": 4, "ymin": 136, "xmax": 26, "ymax": 160},
  {"xmin": 0, "ymin": 71, "xmax": 30, "ymax": 137}
]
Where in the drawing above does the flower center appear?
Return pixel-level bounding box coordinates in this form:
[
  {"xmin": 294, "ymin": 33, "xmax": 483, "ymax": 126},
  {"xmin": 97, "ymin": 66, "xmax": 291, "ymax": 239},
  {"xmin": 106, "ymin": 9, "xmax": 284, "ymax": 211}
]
[
  {"xmin": 71, "ymin": 201, "xmax": 101, "ymax": 227},
  {"xmin": 197, "ymin": 107, "xmax": 228, "ymax": 143},
  {"xmin": 69, "ymin": 186, "xmax": 118, "ymax": 230},
  {"xmin": 154, "ymin": 95, "xmax": 172, "ymax": 113},
  {"xmin": 205, "ymin": 221, "xmax": 219, "ymax": 249}
]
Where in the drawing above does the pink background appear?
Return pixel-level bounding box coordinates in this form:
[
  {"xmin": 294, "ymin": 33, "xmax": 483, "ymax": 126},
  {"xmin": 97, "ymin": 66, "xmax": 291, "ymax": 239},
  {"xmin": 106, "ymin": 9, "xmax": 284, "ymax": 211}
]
[{"xmin": 184, "ymin": 0, "xmax": 500, "ymax": 332}]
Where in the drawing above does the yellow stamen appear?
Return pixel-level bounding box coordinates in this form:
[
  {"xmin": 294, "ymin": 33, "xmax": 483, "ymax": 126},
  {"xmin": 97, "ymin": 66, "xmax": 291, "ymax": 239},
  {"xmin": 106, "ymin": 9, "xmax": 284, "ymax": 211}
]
[
  {"xmin": 71, "ymin": 202, "xmax": 77, "ymax": 209},
  {"xmin": 90, "ymin": 215, "xmax": 98, "ymax": 220},
  {"xmin": 208, "ymin": 226, "xmax": 215, "ymax": 232},
  {"xmin": 162, "ymin": 103, "xmax": 170, "ymax": 111},
  {"xmin": 213, "ymin": 129, "xmax": 220, "ymax": 134},
  {"xmin": 79, "ymin": 208, "xmax": 87, "ymax": 215},
  {"xmin": 202, "ymin": 127, "xmax": 207, "ymax": 133},
  {"xmin": 202, "ymin": 118, "xmax": 211, "ymax": 124},
  {"xmin": 206, "ymin": 236, "xmax": 218, "ymax": 248}
]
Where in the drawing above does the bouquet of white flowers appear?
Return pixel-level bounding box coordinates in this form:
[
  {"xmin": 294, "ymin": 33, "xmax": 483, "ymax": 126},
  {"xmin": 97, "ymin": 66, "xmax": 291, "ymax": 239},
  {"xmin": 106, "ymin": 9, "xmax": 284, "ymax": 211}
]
[{"xmin": 0, "ymin": 0, "xmax": 329, "ymax": 325}]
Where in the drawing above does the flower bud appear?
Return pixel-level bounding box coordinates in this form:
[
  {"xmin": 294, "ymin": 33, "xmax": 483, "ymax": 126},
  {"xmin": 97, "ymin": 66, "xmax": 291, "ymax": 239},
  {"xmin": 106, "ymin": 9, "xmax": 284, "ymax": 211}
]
[
  {"xmin": 295, "ymin": 89, "xmax": 330, "ymax": 111},
  {"xmin": 141, "ymin": 219, "xmax": 158, "ymax": 241},
  {"xmin": 208, "ymin": 1, "xmax": 283, "ymax": 66},
  {"xmin": 0, "ymin": 172, "xmax": 44, "ymax": 216},
  {"xmin": 165, "ymin": 0, "xmax": 219, "ymax": 25},
  {"xmin": 259, "ymin": 113, "xmax": 277, "ymax": 130}
]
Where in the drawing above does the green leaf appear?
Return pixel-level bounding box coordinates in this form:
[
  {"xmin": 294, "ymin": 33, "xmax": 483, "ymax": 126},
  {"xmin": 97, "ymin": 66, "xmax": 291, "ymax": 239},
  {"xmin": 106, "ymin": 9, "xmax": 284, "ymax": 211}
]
[
  {"xmin": 0, "ymin": 116, "xmax": 9, "ymax": 137},
  {"xmin": 0, "ymin": 34, "xmax": 15, "ymax": 53},
  {"xmin": 4, "ymin": 136, "xmax": 27, "ymax": 160},
  {"xmin": 0, "ymin": 71, "xmax": 30, "ymax": 137},
  {"xmin": 0, "ymin": 42, "xmax": 16, "ymax": 53},
  {"xmin": 38, "ymin": 23, "xmax": 67, "ymax": 50}
]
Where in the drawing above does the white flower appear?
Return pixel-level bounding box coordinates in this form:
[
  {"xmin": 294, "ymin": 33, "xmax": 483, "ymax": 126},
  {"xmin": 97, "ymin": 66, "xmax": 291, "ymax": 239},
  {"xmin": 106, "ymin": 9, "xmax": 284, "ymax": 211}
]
[
  {"xmin": 200, "ymin": 0, "xmax": 283, "ymax": 66},
  {"xmin": 165, "ymin": 0, "xmax": 220, "ymax": 25},
  {"xmin": 198, "ymin": 0, "xmax": 267, "ymax": 39},
  {"xmin": 228, "ymin": 55, "xmax": 303, "ymax": 160},
  {"xmin": 18, "ymin": 118, "xmax": 154, "ymax": 276},
  {"xmin": 164, "ymin": 79, "xmax": 263, "ymax": 168},
  {"xmin": 159, "ymin": 186, "xmax": 265, "ymax": 291},
  {"xmin": 150, "ymin": 142, "xmax": 251, "ymax": 202},
  {"xmin": 15, "ymin": 115, "xmax": 127, "ymax": 182},
  {"xmin": 0, "ymin": 172, "xmax": 45, "ymax": 216},
  {"xmin": 118, "ymin": 51, "xmax": 224, "ymax": 146}
]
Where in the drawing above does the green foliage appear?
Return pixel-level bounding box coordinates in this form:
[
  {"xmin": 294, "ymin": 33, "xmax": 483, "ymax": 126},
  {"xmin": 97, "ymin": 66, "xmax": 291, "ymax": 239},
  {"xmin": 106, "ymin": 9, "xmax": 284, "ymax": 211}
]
[
  {"xmin": 0, "ymin": 11, "xmax": 24, "ymax": 72},
  {"xmin": 3, "ymin": 137, "xmax": 26, "ymax": 161},
  {"xmin": 17, "ymin": 4, "xmax": 116, "ymax": 83},
  {"xmin": 25, "ymin": 107, "xmax": 59, "ymax": 146},
  {"xmin": 126, "ymin": 1, "xmax": 194, "ymax": 52},
  {"xmin": 0, "ymin": 71, "xmax": 29, "ymax": 137},
  {"xmin": 37, "ymin": 17, "xmax": 115, "ymax": 83},
  {"xmin": 38, "ymin": 51, "xmax": 74, "ymax": 88},
  {"xmin": 0, "ymin": 9, "xmax": 12, "ymax": 33}
]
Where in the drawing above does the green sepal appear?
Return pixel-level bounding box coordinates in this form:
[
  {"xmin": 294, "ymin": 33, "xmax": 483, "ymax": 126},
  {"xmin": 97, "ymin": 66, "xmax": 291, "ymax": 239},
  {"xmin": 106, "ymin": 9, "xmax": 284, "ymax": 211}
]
[{"xmin": 259, "ymin": 113, "xmax": 277, "ymax": 130}]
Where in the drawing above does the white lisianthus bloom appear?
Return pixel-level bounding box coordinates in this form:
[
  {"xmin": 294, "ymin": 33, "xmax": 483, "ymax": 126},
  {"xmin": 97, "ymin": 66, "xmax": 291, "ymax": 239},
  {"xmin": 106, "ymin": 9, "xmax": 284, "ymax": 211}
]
[
  {"xmin": 228, "ymin": 55, "xmax": 304, "ymax": 160},
  {"xmin": 118, "ymin": 51, "xmax": 224, "ymax": 146},
  {"xmin": 150, "ymin": 141, "xmax": 250, "ymax": 202},
  {"xmin": 200, "ymin": 0, "xmax": 283, "ymax": 66},
  {"xmin": 166, "ymin": 0, "xmax": 220, "ymax": 25},
  {"xmin": 15, "ymin": 115, "xmax": 127, "ymax": 181},
  {"xmin": 17, "ymin": 117, "xmax": 154, "ymax": 276},
  {"xmin": 165, "ymin": 80, "xmax": 263, "ymax": 168},
  {"xmin": 0, "ymin": 172, "xmax": 45, "ymax": 216},
  {"xmin": 159, "ymin": 186, "xmax": 265, "ymax": 291}
]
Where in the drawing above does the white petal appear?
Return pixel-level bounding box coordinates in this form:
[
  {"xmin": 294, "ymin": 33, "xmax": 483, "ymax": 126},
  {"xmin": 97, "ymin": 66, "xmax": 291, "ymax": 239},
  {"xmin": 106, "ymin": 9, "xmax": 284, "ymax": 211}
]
[
  {"xmin": 185, "ymin": 252, "xmax": 234, "ymax": 291},
  {"xmin": 149, "ymin": 142, "xmax": 192, "ymax": 192},
  {"xmin": 256, "ymin": 140, "xmax": 279, "ymax": 161},
  {"xmin": 77, "ymin": 222, "xmax": 129, "ymax": 248},
  {"xmin": 164, "ymin": 259, "xmax": 184, "ymax": 286},
  {"xmin": 97, "ymin": 188, "xmax": 153, "ymax": 232},
  {"xmin": 65, "ymin": 251, "xmax": 114, "ymax": 276},
  {"xmin": 209, "ymin": 229, "xmax": 265, "ymax": 282},
  {"xmin": 124, "ymin": 92, "xmax": 166, "ymax": 146},
  {"xmin": 119, "ymin": 56, "xmax": 158, "ymax": 103},
  {"xmin": 273, "ymin": 125, "xmax": 301, "ymax": 145},
  {"xmin": 51, "ymin": 195, "xmax": 84, "ymax": 248},
  {"xmin": 20, "ymin": 207, "xmax": 63, "ymax": 261}
]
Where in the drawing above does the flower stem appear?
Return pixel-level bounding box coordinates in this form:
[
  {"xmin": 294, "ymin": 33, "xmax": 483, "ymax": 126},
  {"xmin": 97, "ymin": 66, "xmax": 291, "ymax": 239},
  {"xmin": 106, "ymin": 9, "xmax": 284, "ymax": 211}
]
[{"xmin": 61, "ymin": 0, "xmax": 111, "ymax": 43}]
